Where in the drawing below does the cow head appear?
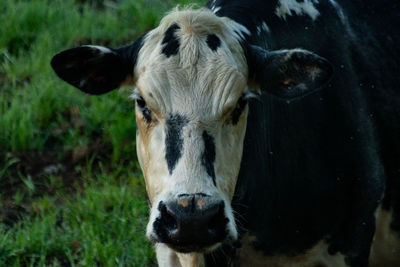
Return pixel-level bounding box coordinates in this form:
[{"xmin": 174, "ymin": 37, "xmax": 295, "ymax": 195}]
[{"xmin": 51, "ymin": 8, "xmax": 332, "ymax": 254}]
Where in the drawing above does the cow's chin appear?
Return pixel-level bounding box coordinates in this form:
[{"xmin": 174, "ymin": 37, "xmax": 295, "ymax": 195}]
[
  {"xmin": 148, "ymin": 226, "xmax": 238, "ymax": 254},
  {"xmin": 147, "ymin": 221, "xmax": 238, "ymax": 254},
  {"xmin": 164, "ymin": 241, "xmax": 222, "ymax": 254},
  {"xmin": 147, "ymin": 226, "xmax": 234, "ymax": 252}
]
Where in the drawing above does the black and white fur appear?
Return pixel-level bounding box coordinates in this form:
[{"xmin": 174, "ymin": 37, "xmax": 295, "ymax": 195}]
[{"xmin": 50, "ymin": 0, "xmax": 400, "ymax": 266}]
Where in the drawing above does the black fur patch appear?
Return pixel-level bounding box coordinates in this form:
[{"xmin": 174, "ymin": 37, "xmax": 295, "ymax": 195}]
[
  {"xmin": 117, "ymin": 33, "xmax": 146, "ymax": 76},
  {"xmin": 51, "ymin": 47, "xmax": 129, "ymax": 95},
  {"xmin": 232, "ymin": 94, "xmax": 248, "ymax": 125},
  {"xmin": 209, "ymin": 0, "xmax": 395, "ymax": 265},
  {"xmin": 206, "ymin": 34, "xmax": 221, "ymax": 51},
  {"xmin": 165, "ymin": 114, "xmax": 189, "ymax": 174},
  {"xmin": 202, "ymin": 131, "xmax": 216, "ymax": 186},
  {"xmin": 51, "ymin": 34, "xmax": 146, "ymax": 95},
  {"xmin": 161, "ymin": 23, "xmax": 181, "ymax": 58},
  {"xmin": 153, "ymin": 201, "xmax": 174, "ymax": 243}
]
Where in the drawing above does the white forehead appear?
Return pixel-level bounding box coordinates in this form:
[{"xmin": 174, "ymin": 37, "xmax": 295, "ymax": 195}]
[{"xmin": 135, "ymin": 8, "xmax": 249, "ymax": 120}]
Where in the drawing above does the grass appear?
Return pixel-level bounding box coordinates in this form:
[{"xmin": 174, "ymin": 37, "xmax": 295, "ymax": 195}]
[
  {"xmin": 0, "ymin": 0, "xmax": 205, "ymax": 266},
  {"xmin": 0, "ymin": 166, "xmax": 152, "ymax": 266}
]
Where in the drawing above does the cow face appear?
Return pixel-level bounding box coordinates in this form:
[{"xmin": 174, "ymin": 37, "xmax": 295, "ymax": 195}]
[
  {"xmin": 51, "ymin": 8, "xmax": 332, "ymax": 253},
  {"xmin": 132, "ymin": 10, "xmax": 250, "ymax": 252}
]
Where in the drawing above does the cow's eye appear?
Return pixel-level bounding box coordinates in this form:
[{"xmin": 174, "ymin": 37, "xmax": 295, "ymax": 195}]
[
  {"xmin": 136, "ymin": 96, "xmax": 152, "ymax": 123},
  {"xmin": 231, "ymin": 95, "xmax": 248, "ymax": 124},
  {"xmin": 136, "ymin": 96, "xmax": 147, "ymax": 109}
]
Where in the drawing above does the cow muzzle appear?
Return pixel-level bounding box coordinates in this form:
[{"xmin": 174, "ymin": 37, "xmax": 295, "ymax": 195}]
[{"xmin": 148, "ymin": 193, "xmax": 236, "ymax": 253}]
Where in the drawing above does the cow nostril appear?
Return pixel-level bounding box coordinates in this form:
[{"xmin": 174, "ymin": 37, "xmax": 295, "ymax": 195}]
[
  {"xmin": 207, "ymin": 202, "xmax": 226, "ymax": 234},
  {"xmin": 160, "ymin": 203, "xmax": 178, "ymax": 231}
]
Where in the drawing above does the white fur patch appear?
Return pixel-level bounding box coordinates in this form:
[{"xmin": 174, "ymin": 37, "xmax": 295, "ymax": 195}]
[
  {"xmin": 210, "ymin": 0, "xmax": 217, "ymax": 8},
  {"xmin": 176, "ymin": 252, "xmax": 205, "ymax": 267},
  {"xmin": 156, "ymin": 243, "xmax": 182, "ymax": 267},
  {"xmin": 129, "ymin": 88, "xmax": 141, "ymax": 101},
  {"xmin": 210, "ymin": 0, "xmax": 221, "ymax": 14},
  {"xmin": 244, "ymin": 89, "xmax": 259, "ymax": 100},
  {"xmin": 222, "ymin": 18, "xmax": 251, "ymax": 40},
  {"xmin": 212, "ymin": 6, "xmax": 221, "ymax": 13},
  {"xmin": 84, "ymin": 45, "xmax": 114, "ymax": 54},
  {"xmin": 256, "ymin": 26, "xmax": 262, "ymax": 35},
  {"xmin": 256, "ymin": 22, "xmax": 271, "ymax": 36},
  {"xmin": 262, "ymin": 22, "xmax": 270, "ymax": 33},
  {"xmin": 275, "ymin": 0, "xmax": 320, "ymax": 21}
]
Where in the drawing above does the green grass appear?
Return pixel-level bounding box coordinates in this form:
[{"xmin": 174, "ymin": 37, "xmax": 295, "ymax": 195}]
[
  {"xmin": 0, "ymin": 0, "xmax": 205, "ymax": 265},
  {"xmin": 0, "ymin": 165, "xmax": 153, "ymax": 266}
]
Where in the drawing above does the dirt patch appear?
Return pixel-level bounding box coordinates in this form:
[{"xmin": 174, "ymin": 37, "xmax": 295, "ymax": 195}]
[
  {"xmin": 0, "ymin": 150, "xmax": 76, "ymax": 225},
  {"xmin": 0, "ymin": 135, "xmax": 111, "ymax": 226}
]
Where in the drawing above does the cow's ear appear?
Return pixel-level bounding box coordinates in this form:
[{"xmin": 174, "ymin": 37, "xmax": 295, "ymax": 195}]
[
  {"xmin": 51, "ymin": 35, "xmax": 145, "ymax": 95},
  {"xmin": 246, "ymin": 45, "xmax": 333, "ymax": 99}
]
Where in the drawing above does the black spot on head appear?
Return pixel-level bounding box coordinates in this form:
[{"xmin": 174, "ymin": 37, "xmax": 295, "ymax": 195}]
[
  {"xmin": 206, "ymin": 34, "xmax": 221, "ymax": 51},
  {"xmin": 161, "ymin": 23, "xmax": 181, "ymax": 58},
  {"xmin": 231, "ymin": 94, "xmax": 248, "ymax": 125},
  {"xmin": 165, "ymin": 114, "xmax": 189, "ymax": 174},
  {"xmin": 202, "ymin": 131, "xmax": 216, "ymax": 186}
]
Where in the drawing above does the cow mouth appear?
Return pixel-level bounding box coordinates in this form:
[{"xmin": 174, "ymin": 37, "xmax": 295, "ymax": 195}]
[
  {"xmin": 152, "ymin": 216, "xmax": 229, "ymax": 253},
  {"xmin": 148, "ymin": 216, "xmax": 237, "ymax": 253},
  {"xmin": 148, "ymin": 199, "xmax": 233, "ymax": 252},
  {"xmin": 165, "ymin": 241, "xmax": 222, "ymax": 253}
]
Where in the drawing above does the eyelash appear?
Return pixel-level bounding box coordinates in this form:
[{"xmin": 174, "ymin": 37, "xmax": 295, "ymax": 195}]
[
  {"xmin": 231, "ymin": 95, "xmax": 248, "ymax": 124},
  {"xmin": 136, "ymin": 96, "xmax": 152, "ymax": 123},
  {"xmin": 136, "ymin": 97, "xmax": 146, "ymax": 109}
]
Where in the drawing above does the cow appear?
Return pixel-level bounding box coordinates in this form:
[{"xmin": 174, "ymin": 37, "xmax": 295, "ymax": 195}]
[{"xmin": 50, "ymin": 0, "xmax": 400, "ymax": 266}]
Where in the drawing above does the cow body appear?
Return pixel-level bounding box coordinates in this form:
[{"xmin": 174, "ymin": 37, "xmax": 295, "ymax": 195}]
[
  {"xmin": 204, "ymin": 0, "xmax": 400, "ymax": 266},
  {"xmin": 51, "ymin": 0, "xmax": 400, "ymax": 266}
]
